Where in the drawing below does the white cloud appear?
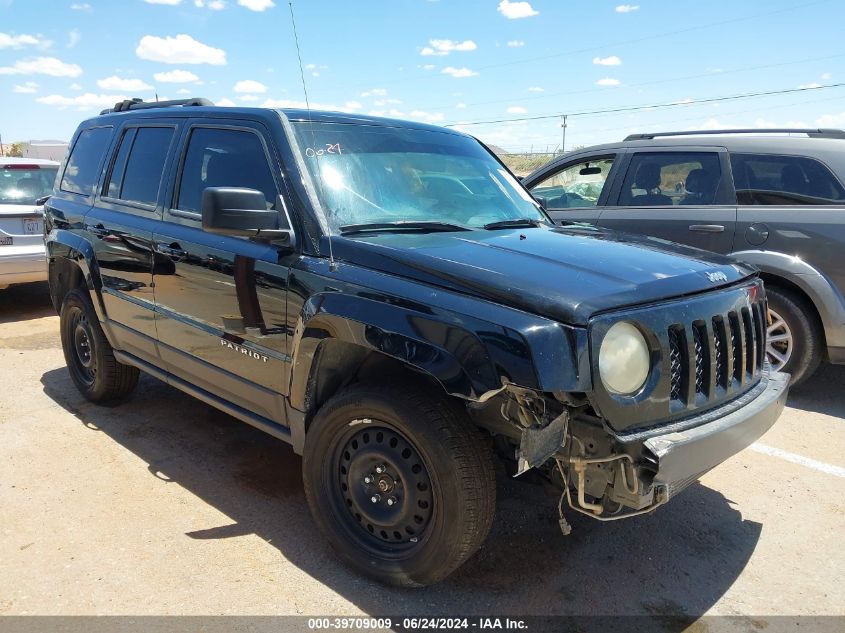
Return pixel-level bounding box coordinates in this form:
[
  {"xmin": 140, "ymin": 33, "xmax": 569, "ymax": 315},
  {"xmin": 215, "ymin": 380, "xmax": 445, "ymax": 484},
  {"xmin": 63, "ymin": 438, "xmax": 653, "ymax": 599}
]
[
  {"xmin": 361, "ymin": 88, "xmax": 388, "ymax": 97},
  {"xmin": 239, "ymin": 94, "xmax": 259, "ymax": 102},
  {"xmin": 153, "ymin": 69, "xmax": 200, "ymax": 83},
  {"xmin": 233, "ymin": 79, "xmax": 268, "ymax": 93},
  {"xmin": 13, "ymin": 81, "xmax": 39, "ymax": 93},
  {"xmin": 593, "ymin": 55, "xmax": 621, "ymax": 66},
  {"xmin": 136, "ymin": 34, "xmax": 226, "ymax": 65},
  {"xmin": 596, "ymin": 77, "xmax": 620, "ymax": 86},
  {"xmin": 422, "ymin": 64, "xmax": 435, "ymax": 70},
  {"xmin": 497, "ymin": 1, "xmax": 538, "ymax": 19},
  {"xmin": 821, "ymin": 72, "xmax": 831, "ymax": 80},
  {"xmin": 145, "ymin": 0, "xmax": 182, "ymax": 4},
  {"xmin": 816, "ymin": 112, "xmax": 845, "ymax": 127},
  {"xmin": 409, "ymin": 110, "xmax": 445, "ymax": 123},
  {"xmin": 260, "ymin": 97, "xmax": 360, "ymax": 112},
  {"xmin": 216, "ymin": 97, "xmax": 236, "ymax": 106},
  {"xmin": 527, "ymin": 86, "xmax": 544, "ymax": 92},
  {"xmin": 0, "ymin": 33, "xmax": 45, "ymax": 49},
  {"xmin": 373, "ymin": 98, "xmax": 402, "ymax": 106},
  {"xmin": 36, "ymin": 92, "xmax": 130, "ymax": 108},
  {"xmin": 97, "ymin": 75, "xmax": 153, "ymax": 91},
  {"xmin": 70, "ymin": 3, "xmax": 92, "ymax": 9},
  {"xmin": 70, "ymin": 82, "xmax": 82, "ymax": 90},
  {"xmin": 67, "ymin": 29, "xmax": 82, "ymax": 49},
  {"xmin": 0, "ymin": 57, "xmax": 82, "ymax": 77},
  {"xmin": 442, "ymin": 66, "xmax": 478, "ymax": 78},
  {"xmin": 176, "ymin": 87, "xmax": 192, "ymax": 94},
  {"xmin": 507, "ymin": 40, "xmax": 525, "ymax": 47},
  {"xmin": 615, "ymin": 4, "xmax": 640, "ymax": 12},
  {"xmin": 798, "ymin": 82, "xmax": 822, "ymax": 89},
  {"xmin": 195, "ymin": 0, "xmax": 226, "ymax": 8},
  {"xmin": 506, "ymin": 106, "xmax": 527, "ymax": 114},
  {"xmin": 238, "ymin": 0, "xmax": 274, "ymax": 10},
  {"xmin": 420, "ymin": 39, "xmax": 477, "ymax": 56},
  {"xmin": 456, "ymin": 102, "xmax": 466, "ymax": 108}
]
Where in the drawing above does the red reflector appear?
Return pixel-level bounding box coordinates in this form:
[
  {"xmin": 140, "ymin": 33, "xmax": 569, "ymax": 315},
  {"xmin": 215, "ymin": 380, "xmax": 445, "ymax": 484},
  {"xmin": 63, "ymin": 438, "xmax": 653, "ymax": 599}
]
[{"xmin": 2, "ymin": 164, "xmax": 41, "ymax": 170}]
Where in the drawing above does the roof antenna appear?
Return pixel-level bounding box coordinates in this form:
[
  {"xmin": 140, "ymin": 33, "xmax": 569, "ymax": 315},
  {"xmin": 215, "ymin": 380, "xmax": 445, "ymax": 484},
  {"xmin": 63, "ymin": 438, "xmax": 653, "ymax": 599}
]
[{"xmin": 289, "ymin": 0, "xmax": 336, "ymax": 272}]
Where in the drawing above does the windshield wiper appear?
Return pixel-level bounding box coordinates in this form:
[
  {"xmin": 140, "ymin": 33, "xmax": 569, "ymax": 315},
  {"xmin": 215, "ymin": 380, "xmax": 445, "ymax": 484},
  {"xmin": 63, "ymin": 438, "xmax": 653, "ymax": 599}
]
[
  {"xmin": 339, "ymin": 221, "xmax": 470, "ymax": 235},
  {"xmin": 482, "ymin": 218, "xmax": 545, "ymax": 230}
]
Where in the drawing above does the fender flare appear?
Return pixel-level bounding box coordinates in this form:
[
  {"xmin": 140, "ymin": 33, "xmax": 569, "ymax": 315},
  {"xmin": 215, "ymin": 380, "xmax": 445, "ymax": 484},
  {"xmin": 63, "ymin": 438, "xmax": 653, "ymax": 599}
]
[
  {"xmin": 45, "ymin": 229, "xmax": 106, "ymax": 321},
  {"xmin": 732, "ymin": 249, "xmax": 845, "ymax": 348}
]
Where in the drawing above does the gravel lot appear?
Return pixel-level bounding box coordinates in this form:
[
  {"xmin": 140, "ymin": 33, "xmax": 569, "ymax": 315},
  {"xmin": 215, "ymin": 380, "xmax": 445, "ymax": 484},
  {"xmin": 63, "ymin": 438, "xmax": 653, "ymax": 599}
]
[{"xmin": 1, "ymin": 282, "xmax": 843, "ymax": 618}]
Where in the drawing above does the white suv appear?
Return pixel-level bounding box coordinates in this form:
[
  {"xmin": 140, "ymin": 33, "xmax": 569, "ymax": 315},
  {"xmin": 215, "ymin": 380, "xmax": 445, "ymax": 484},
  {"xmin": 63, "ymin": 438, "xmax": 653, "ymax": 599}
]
[{"xmin": 0, "ymin": 157, "xmax": 59, "ymax": 289}]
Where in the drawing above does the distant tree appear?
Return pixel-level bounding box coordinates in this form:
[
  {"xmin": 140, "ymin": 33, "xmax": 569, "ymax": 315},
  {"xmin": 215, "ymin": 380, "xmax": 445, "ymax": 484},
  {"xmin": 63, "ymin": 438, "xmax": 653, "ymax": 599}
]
[{"xmin": 7, "ymin": 142, "xmax": 24, "ymax": 157}]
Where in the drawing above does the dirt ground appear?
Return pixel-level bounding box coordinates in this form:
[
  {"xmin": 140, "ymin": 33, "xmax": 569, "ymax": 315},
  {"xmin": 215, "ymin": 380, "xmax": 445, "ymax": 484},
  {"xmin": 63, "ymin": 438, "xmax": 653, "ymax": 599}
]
[{"xmin": 1, "ymin": 282, "xmax": 843, "ymax": 618}]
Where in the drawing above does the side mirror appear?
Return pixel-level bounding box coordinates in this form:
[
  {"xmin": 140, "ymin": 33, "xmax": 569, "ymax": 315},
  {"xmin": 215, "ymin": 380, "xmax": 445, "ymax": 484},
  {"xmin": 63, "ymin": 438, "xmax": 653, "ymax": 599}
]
[
  {"xmin": 202, "ymin": 187, "xmax": 294, "ymax": 245},
  {"xmin": 532, "ymin": 195, "xmax": 548, "ymax": 209},
  {"xmin": 36, "ymin": 195, "xmax": 51, "ymax": 206}
]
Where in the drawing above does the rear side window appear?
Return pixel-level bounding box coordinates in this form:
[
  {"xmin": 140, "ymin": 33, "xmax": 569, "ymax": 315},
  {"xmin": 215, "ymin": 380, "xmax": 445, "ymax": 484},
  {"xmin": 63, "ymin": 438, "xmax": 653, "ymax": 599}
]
[
  {"xmin": 105, "ymin": 126, "xmax": 174, "ymax": 206},
  {"xmin": 60, "ymin": 127, "xmax": 112, "ymax": 196},
  {"xmin": 176, "ymin": 127, "xmax": 277, "ymax": 214},
  {"xmin": 730, "ymin": 153, "xmax": 845, "ymax": 205},
  {"xmin": 619, "ymin": 152, "xmax": 722, "ymax": 206}
]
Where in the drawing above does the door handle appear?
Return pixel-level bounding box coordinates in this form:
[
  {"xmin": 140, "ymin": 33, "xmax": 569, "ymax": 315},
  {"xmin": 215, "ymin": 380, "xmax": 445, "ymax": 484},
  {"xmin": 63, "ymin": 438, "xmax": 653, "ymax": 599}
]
[
  {"xmin": 689, "ymin": 224, "xmax": 725, "ymax": 233},
  {"xmin": 87, "ymin": 223, "xmax": 110, "ymax": 237},
  {"xmin": 156, "ymin": 242, "xmax": 188, "ymax": 260}
]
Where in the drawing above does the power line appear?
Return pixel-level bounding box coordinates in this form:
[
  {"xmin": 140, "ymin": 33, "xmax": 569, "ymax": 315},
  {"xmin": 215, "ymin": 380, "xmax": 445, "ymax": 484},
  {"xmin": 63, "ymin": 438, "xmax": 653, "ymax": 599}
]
[{"xmin": 446, "ymin": 82, "xmax": 845, "ymax": 127}]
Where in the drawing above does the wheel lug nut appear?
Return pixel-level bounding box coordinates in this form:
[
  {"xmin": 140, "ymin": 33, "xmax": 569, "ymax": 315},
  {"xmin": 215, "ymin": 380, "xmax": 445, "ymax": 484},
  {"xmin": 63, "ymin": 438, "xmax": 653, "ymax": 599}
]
[
  {"xmin": 375, "ymin": 465, "xmax": 384, "ymax": 474},
  {"xmin": 370, "ymin": 494, "xmax": 381, "ymax": 503},
  {"xmin": 363, "ymin": 476, "xmax": 372, "ymax": 484},
  {"xmin": 387, "ymin": 497, "xmax": 397, "ymax": 506}
]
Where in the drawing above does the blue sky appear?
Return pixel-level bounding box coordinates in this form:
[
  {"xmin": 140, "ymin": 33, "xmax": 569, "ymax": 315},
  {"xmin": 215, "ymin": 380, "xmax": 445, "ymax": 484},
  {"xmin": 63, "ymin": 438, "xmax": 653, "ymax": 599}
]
[{"xmin": 2, "ymin": 0, "xmax": 844, "ymax": 151}]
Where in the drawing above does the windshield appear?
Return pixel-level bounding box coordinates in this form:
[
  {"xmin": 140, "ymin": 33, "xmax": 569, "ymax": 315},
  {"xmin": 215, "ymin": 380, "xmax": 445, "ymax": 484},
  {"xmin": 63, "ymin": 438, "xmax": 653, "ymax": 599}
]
[
  {"xmin": 291, "ymin": 121, "xmax": 546, "ymax": 233},
  {"xmin": 0, "ymin": 165, "xmax": 58, "ymax": 205}
]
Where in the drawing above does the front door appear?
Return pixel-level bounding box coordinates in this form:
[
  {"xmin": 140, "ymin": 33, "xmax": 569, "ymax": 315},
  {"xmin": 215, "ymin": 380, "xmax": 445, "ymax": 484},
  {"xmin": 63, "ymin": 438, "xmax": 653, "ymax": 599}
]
[
  {"xmin": 598, "ymin": 149, "xmax": 737, "ymax": 254},
  {"xmin": 152, "ymin": 122, "xmax": 292, "ymax": 422}
]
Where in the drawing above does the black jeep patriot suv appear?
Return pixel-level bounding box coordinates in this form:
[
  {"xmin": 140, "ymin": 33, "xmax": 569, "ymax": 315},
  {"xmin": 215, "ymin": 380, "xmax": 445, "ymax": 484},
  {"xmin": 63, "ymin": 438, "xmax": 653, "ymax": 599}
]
[{"xmin": 45, "ymin": 99, "xmax": 788, "ymax": 586}]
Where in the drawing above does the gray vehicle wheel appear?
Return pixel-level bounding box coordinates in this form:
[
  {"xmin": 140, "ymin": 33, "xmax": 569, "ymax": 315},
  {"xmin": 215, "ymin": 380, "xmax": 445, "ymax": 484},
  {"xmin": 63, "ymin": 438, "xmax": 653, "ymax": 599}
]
[
  {"xmin": 60, "ymin": 288, "xmax": 139, "ymax": 402},
  {"xmin": 765, "ymin": 286, "xmax": 822, "ymax": 386},
  {"xmin": 302, "ymin": 382, "xmax": 496, "ymax": 587}
]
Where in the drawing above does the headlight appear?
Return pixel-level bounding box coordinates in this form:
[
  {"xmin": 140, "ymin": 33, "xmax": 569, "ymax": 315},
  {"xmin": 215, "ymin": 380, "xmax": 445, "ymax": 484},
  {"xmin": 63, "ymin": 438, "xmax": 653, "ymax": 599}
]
[{"xmin": 599, "ymin": 322, "xmax": 650, "ymax": 395}]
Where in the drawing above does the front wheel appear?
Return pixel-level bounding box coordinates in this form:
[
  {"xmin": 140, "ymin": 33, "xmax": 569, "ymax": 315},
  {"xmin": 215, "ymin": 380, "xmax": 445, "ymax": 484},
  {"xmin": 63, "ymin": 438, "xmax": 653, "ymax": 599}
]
[{"xmin": 302, "ymin": 382, "xmax": 496, "ymax": 587}]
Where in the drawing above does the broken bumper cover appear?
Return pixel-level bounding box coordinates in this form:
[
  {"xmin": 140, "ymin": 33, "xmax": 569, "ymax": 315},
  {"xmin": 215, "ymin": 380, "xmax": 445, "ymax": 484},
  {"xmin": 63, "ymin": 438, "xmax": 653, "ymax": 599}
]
[{"xmin": 639, "ymin": 369, "xmax": 789, "ymax": 498}]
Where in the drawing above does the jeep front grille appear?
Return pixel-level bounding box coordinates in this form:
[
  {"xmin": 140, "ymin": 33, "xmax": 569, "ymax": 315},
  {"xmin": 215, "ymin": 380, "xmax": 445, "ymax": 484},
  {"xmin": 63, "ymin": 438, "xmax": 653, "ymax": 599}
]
[{"xmin": 668, "ymin": 301, "xmax": 766, "ymax": 408}]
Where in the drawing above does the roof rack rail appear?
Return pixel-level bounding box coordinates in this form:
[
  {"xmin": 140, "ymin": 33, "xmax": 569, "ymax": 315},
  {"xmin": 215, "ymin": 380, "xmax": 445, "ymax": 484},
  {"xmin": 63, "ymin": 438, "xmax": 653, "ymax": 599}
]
[
  {"xmin": 624, "ymin": 128, "xmax": 845, "ymax": 141},
  {"xmin": 100, "ymin": 97, "xmax": 214, "ymax": 115}
]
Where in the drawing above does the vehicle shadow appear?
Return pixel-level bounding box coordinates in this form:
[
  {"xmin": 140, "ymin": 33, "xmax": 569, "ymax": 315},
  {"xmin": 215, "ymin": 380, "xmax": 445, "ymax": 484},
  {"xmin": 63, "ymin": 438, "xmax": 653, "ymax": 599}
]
[
  {"xmin": 0, "ymin": 282, "xmax": 54, "ymax": 324},
  {"xmin": 786, "ymin": 363, "xmax": 845, "ymax": 418},
  {"xmin": 41, "ymin": 367, "xmax": 761, "ymax": 617}
]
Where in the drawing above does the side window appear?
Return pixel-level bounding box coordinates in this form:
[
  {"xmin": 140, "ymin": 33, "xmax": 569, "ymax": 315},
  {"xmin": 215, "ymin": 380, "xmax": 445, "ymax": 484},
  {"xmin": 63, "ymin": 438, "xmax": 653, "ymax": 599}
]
[
  {"xmin": 60, "ymin": 127, "xmax": 113, "ymax": 196},
  {"xmin": 730, "ymin": 153, "xmax": 845, "ymax": 205},
  {"xmin": 529, "ymin": 157, "xmax": 614, "ymax": 209},
  {"xmin": 176, "ymin": 127, "xmax": 278, "ymax": 214},
  {"xmin": 619, "ymin": 152, "xmax": 722, "ymax": 206}
]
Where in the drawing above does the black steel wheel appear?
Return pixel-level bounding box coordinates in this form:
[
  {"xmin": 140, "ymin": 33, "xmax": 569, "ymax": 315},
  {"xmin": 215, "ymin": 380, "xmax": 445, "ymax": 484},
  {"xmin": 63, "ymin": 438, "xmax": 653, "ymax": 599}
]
[
  {"xmin": 60, "ymin": 288, "xmax": 139, "ymax": 402},
  {"xmin": 303, "ymin": 381, "xmax": 495, "ymax": 587}
]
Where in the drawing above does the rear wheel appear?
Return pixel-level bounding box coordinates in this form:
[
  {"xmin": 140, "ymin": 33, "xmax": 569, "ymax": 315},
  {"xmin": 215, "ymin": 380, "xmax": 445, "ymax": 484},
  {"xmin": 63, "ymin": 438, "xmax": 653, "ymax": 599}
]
[
  {"xmin": 302, "ymin": 382, "xmax": 495, "ymax": 586},
  {"xmin": 60, "ymin": 288, "xmax": 139, "ymax": 402},
  {"xmin": 765, "ymin": 286, "xmax": 822, "ymax": 386}
]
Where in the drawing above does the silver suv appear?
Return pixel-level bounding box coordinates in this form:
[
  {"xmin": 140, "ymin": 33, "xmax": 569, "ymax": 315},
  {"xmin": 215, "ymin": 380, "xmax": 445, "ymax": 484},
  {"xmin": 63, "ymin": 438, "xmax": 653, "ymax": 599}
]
[{"xmin": 523, "ymin": 128, "xmax": 845, "ymax": 384}]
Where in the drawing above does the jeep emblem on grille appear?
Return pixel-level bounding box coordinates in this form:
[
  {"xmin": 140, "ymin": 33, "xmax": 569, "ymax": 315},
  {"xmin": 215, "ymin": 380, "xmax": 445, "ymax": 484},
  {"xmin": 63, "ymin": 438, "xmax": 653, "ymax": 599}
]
[{"xmin": 705, "ymin": 271, "xmax": 728, "ymax": 283}]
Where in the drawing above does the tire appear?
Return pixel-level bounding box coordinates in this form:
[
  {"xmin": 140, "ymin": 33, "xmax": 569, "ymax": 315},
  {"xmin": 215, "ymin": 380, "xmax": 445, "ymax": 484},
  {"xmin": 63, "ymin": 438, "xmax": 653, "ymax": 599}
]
[
  {"xmin": 765, "ymin": 285, "xmax": 822, "ymax": 386},
  {"xmin": 59, "ymin": 288, "xmax": 139, "ymax": 403},
  {"xmin": 302, "ymin": 382, "xmax": 496, "ymax": 587}
]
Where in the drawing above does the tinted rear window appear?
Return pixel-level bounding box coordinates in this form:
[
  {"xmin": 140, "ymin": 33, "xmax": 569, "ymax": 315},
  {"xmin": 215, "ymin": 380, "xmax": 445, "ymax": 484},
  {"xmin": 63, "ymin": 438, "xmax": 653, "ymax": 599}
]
[
  {"xmin": 1, "ymin": 165, "xmax": 59, "ymax": 205},
  {"xmin": 730, "ymin": 153, "xmax": 845, "ymax": 205},
  {"xmin": 105, "ymin": 126, "xmax": 174, "ymax": 206},
  {"xmin": 60, "ymin": 127, "xmax": 112, "ymax": 196}
]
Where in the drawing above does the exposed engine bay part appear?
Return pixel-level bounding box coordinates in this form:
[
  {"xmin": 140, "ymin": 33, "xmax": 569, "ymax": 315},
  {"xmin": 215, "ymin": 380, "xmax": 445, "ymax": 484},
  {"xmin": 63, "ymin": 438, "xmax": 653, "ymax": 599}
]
[{"xmin": 515, "ymin": 410, "xmax": 569, "ymax": 476}]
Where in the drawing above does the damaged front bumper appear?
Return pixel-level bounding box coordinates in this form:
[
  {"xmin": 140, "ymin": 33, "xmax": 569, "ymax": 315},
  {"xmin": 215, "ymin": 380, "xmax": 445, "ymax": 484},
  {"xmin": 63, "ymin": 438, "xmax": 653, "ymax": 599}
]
[{"xmin": 560, "ymin": 369, "xmax": 789, "ymax": 520}]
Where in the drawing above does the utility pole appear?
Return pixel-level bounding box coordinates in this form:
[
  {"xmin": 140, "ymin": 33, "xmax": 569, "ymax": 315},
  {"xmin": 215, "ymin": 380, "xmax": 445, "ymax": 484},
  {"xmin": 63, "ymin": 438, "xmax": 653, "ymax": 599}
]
[
  {"xmin": 560, "ymin": 115, "xmax": 568, "ymax": 155},
  {"xmin": 0, "ymin": 131, "xmax": 4, "ymax": 157}
]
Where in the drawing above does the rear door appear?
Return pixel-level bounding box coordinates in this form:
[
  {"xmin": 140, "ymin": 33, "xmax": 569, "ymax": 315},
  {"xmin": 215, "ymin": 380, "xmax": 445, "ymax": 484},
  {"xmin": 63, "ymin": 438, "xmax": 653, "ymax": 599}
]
[
  {"xmin": 598, "ymin": 148, "xmax": 737, "ymax": 254},
  {"xmin": 82, "ymin": 122, "xmax": 179, "ymax": 360},
  {"xmin": 525, "ymin": 152, "xmax": 620, "ymax": 225},
  {"xmin": 152, "ymin": 120, "xmax": 292, "ymax": 422}
]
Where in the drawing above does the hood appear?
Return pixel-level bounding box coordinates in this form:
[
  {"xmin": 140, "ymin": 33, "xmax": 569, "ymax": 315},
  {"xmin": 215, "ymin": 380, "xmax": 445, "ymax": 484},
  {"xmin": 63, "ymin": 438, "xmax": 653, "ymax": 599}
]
[{"xmin": 330, "ymin": 225, "xmax": 756, "ymax": 325}]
